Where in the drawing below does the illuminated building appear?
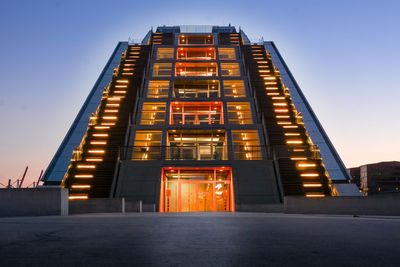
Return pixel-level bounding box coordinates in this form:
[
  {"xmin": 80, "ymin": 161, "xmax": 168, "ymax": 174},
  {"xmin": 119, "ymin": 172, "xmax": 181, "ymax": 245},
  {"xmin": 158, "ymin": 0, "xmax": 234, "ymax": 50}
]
[{"xmin": 42, "ymin": 25, "xmax": 359, "ymax": 211}]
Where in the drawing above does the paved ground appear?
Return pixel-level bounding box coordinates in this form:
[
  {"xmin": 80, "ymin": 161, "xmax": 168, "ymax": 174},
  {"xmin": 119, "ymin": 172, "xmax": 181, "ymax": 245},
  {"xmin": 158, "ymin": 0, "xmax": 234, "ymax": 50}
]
[{"xmin": 0, "ymin": 213, "xmax": 399, "ymax": 266}]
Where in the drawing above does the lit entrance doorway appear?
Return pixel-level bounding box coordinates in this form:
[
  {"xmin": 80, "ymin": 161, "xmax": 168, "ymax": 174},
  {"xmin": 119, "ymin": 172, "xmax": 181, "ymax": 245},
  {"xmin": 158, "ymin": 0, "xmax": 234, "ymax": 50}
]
[{"xmin": 160, "ymin": 167, "xmax": 235, "ymax": 212}]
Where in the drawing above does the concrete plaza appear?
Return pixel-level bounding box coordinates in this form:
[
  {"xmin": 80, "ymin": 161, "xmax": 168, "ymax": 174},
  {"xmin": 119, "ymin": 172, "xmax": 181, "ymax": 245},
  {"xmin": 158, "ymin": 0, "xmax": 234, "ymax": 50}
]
[{"xmin": 0, "ymin": 212, "xmax": 399, "ymax": 266}]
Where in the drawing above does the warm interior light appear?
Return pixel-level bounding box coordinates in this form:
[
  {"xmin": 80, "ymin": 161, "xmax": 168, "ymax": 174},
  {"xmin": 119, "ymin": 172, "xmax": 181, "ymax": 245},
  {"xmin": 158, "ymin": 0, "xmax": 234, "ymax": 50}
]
[
  {"xmin": 283, "ymin": 125, "xmax": 299, "ymax": 128},
  {"xmin": 263, "ymin": 77, "xmax": 276, "ymax": 80},
  {"xmin": 115, "ymin": 85, "xmax": 128, "ymax": 88},
  {"xmin": 106, "ymin": 103, "xmax": 120, "ymax": 107},
  {"xmin": 273, "ymin": 103, "xmax": 287, "ymax": 106},
  {"xmin": 284, "ymin": 133, "xmax": 300, "ymax": 136},
  {"xmin": 274, "ymin": 109, "xmax": 289, "ymax": 113},
  {"xmin": 116, "ymin": 80, "xmax": 129, "ymax": 83},
  {"xmin": 104, "ymin": 109, "xmax": 118, "ymax": 113}
]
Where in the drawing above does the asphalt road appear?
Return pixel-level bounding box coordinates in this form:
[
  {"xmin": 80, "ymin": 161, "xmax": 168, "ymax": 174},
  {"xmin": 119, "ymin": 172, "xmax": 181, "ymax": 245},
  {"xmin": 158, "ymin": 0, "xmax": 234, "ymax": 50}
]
[{"xmin": 0, "ymin": 212, "xmax": 399, "ymax": 266}]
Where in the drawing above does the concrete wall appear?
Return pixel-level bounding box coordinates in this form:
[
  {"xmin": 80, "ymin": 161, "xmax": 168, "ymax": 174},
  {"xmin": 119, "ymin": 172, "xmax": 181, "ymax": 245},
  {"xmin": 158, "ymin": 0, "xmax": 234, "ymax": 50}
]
[
  {"xmin": 69, "ymin": 198, "xmax": 123, "ymax": 214},
  {"xmin": 0, "ymin": 188, "xmax": 68, "ymax": 217},
  {"xmin": 284, "ymin": 194, "xmax": 400, "ymax": 216},
  {"xmin": 233, "ymin": 161, "xmax": 282, "ymax": 211},
  {"xmin": 115, "ymin": 160, "xmax": 282, "ymax": 212}
]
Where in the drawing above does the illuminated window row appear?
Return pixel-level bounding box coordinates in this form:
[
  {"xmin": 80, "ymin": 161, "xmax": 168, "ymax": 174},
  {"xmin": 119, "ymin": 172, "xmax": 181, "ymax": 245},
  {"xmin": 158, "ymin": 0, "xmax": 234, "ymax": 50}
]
[
  {"xmin": 152, "ymin": 63, "xmax": 240, "ymax": 77},
  {"xmin": 156, "ymin": 47, "xmax": 237, "ymax": 60},
  {"xmin": 146, "ymin": 80, "xmax": 246, "ymax": 99},
  {"xmin": 139, "ymin": 101, "xmax": 254, "ymax": 125},
  {"xmin": 131, "ymin": 130, "xmax": 262, "ymax": 161}
]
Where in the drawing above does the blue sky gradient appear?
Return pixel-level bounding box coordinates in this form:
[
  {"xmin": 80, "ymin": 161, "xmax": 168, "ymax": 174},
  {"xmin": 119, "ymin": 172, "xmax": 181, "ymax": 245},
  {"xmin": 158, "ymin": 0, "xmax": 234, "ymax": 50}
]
[{"xmin": 0, "ymin": 0, "xmax": 399, "ymax": 185}]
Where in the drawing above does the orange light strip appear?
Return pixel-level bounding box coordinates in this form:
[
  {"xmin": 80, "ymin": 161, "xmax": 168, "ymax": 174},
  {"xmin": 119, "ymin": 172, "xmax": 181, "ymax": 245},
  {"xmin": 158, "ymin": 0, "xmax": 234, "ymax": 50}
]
[
  {"xmin": 301, "ymin": 173, "xmax": 319, "ymax": 177},
  {"xmin": 71, "ymin": 185, "xmax": 91, "ymax": 189},
  {"xmin": 298, "ymin": 163, "xmax": 317, "ymax": 168},
  {"xmin": 85, "ymin": 158, "xmax": 103, "ymax": 162},
  {"xmin": 77, "ymin": 165, "xmax": 96, "ymax": 169},
  {"xmin": 306, "ymin": 193, "xmax": 325, "ymax": 197},
  {"xmin": 74, "ymin": 174, "xmax": 93, "ymax": 178},
  {"xmin": 303, "ymin": 183, "xmax": 322, "ymax": 187},
  {"xmin": 90, "ymin": 141, "xmax": 107, "ymax": 145},
  {"xmin": 286, "ymin": 140, "xmax": 303, "ymax": 144},
  {"xmin": 92, "ymin": 134, "xmax": 108, "ymax": 137},
  {"xmin": 88, "ymin": 150, "xmax": 105, "ymax": 154},
  {"xmin": 69, "ymin": 195, "xmax": 88, "ymax": 200}
]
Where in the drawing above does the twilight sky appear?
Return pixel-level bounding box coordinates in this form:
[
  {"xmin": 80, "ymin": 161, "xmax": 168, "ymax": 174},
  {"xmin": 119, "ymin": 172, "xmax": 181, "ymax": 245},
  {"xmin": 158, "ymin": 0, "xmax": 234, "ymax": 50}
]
[{"xmin": 0, "ymin": 0, "xmax": 399, "ymax": 186}]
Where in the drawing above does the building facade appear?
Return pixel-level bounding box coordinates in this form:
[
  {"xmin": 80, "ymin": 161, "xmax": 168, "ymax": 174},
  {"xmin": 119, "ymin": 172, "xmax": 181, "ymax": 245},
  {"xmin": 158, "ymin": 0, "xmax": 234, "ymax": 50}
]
[
  {"xmin": 350, "ymin": 161, "xmax": 400, "ymax": 195},
  {"xmin": 42, "ymin": 25, "xmax": 359, "ymax": 212}
]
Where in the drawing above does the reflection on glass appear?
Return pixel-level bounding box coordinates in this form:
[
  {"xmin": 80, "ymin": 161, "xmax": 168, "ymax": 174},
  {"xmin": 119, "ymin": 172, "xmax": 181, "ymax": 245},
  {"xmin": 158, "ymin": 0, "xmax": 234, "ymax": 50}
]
[
  {"xmin": 223, "ymin": 80, "xmax": 246, "ymax": 98},
  {"xmin": 232, "ymin": 130, "xmax": 261, "ymax": 160},
  {"xmin": 132, "ymin": 131, "xmax": 162, "ymax": 160},
  {"xmin": 140, "ymin": 102, "xmax": 166, "ymax": 125},
  {"xmin": 147, "ymin": 81, "xmax": 169, "ymax": 98},
  {"xmin": 152, "ymin": 63, "xmax": 172, "ymax": 77},
  {"xmin": 221, "ymin": 63, "xmax": 240, "ymax": 76},
  {"xmin": 227, "ymin": 102, "xmax": 253, "ymax": 124}
]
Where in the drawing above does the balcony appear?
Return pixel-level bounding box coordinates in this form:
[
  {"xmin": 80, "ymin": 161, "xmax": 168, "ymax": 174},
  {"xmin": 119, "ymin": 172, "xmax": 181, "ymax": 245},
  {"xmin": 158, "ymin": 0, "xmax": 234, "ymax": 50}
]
[
  {"xmin": 175, "ymin": 62, "xmax": 217, "ymax": 77},
  {"xmin": 119, "ymin": 145, "xmax": 265, "ymax": 161},
  {"xmin": 177, "ymin": 47, "xmax": 215, "ymax": 60},
  {"xmin": 120, "ymin": 145, "xmax": 227, "ymax": 161}
]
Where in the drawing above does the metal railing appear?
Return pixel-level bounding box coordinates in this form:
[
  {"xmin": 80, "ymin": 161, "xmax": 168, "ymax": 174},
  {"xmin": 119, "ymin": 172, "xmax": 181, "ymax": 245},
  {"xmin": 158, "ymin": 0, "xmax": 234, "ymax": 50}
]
[{"xmin": 119, "ymin": 145, "xmax": 266, "ymax": 161}]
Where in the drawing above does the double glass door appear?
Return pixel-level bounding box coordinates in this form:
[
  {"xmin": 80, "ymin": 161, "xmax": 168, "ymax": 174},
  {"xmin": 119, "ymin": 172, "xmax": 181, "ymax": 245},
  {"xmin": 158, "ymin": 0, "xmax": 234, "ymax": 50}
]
[{"xmin": 161, "ymin": 167, "xmax": 234, "ymax": 212}]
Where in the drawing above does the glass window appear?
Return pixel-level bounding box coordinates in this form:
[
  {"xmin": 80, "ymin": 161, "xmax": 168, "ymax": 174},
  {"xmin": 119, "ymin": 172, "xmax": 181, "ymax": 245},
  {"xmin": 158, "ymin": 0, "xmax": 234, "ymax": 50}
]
[
  {"xmin": 173, "ymin": 80, "xmax": 220, "ymax": 98},
  {"xmin": 223, "ymin": 80, "xmax": 246, "ymax": 98},
  {"xmin": 221, "ymin": 63, "xmax": 240, "ymax": 76},
  {"xmin": 140, "ymin": 102, "xmax": 166, "ymax": 125},
  {"xmin": 179, "ymin": 35, "xmax": 213, "ymax": 45},
  {"xmin": 132, "ymin": 131, "xmax": 162, "ymax": 160},
  {"xmin": 175, "ymin": 62, "xmax": 217, "ymax": 77},
  {"xmin": 170, "ymin": 102, "xmax": 223, "ymax": 125},
  {"xmin": 227, "ymin": 102, "xmax": 253, "ymax": 124},
  {"xmin": 219, "ymin": 48, "xmax": 237, "ymax": 60},
  {"xmin": 156, "ymin": 48, "xmax": 174, "ymax": 59},
  {"xmin": 152, "ymin": 63, "xmax": 172, "ymax": 77},
  {"xmin": 177, "ymin": 47, "xmax": 215, "ymax": 60},
  {"xmin": 147, "ymin": 81, "xmax": 169, "ymax": 98},
  {"xmin": 167, "ymin": 130, "xmax": 227, "ymax": 160},
  {"xmin": 232, "ymin": 130, "xmax": 261, "ymax": 160}
]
